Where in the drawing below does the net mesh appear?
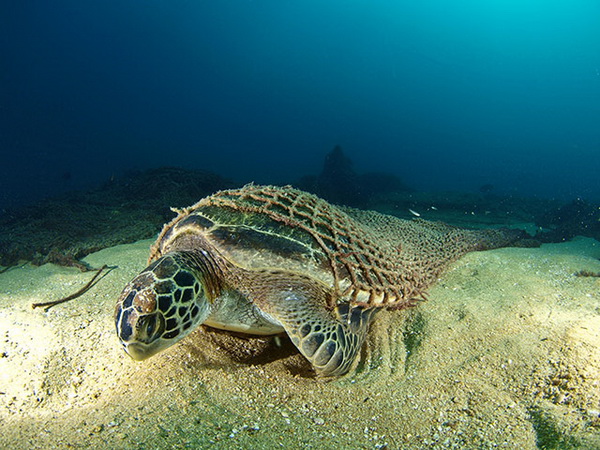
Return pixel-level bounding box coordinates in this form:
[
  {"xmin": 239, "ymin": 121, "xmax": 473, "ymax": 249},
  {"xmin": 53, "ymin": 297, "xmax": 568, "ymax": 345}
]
[{"xmin": 189, "ymin": 184, "xmax": 524, "ymax": 309}]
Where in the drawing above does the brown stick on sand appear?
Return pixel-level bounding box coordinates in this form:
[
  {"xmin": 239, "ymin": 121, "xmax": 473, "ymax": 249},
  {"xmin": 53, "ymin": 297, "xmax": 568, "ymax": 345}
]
[{"xmin": 32, "ymin": 265, "xmax": 110, "ymax": 312}]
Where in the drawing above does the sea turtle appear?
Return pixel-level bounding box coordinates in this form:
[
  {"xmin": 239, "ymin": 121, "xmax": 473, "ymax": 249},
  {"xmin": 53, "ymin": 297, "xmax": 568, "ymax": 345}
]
[{"xmin": 115, "ymin": 184, "xmax": 528, "ymax": 376}]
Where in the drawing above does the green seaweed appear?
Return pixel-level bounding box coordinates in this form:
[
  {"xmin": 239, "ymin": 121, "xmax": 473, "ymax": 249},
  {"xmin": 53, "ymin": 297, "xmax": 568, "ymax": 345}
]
[
  {"xmin": 527, "ymin": 407, "xmax": 580, "ymax": 449},
  {"xmin": 402, "ymin": 310, "xmax": 425, "ymax": 371}
]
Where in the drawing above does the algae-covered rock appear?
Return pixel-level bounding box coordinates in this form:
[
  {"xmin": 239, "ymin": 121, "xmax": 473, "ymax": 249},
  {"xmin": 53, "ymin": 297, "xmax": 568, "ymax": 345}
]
[{"xmin": 0, "ymin": 167, "xmax": 235, "ymax": 267}]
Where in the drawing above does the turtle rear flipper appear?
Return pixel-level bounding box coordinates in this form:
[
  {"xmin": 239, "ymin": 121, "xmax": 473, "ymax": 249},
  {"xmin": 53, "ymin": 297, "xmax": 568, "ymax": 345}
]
[{"xmin": 248, "ymin": 271, "xmax": 377, "ymax": 377}]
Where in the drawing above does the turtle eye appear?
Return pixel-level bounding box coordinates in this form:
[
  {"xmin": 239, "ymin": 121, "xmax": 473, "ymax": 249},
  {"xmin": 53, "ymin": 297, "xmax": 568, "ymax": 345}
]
[
  {"xmin": 145, "ymin": 316, "xmax": 156, "ymax": 336},
  {"xmin": 138, "ymin": 314, "xmax": 164, "ymax": 342}
]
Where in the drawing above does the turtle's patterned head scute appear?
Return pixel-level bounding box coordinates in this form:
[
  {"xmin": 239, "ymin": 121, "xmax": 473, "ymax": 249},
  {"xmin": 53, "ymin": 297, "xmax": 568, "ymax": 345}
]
[{"xmin": 115, "ymin": 253, "xmax": 209, "ymax": 360}]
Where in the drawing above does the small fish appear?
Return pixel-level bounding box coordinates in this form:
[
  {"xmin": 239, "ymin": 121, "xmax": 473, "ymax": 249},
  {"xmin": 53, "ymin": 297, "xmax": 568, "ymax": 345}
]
[
  {"xmin": 409, "ymin": 209, "xmax": 421, "ymax": 217},
  {"xmin": 430, "ymin": 206, "xmax": 438, "ymax": 211}
]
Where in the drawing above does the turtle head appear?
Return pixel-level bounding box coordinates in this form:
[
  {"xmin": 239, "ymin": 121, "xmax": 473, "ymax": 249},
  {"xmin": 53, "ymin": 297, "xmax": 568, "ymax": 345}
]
[{"xmin": 114, "ymin": 252, "xmax": 212, "ymax": 360}]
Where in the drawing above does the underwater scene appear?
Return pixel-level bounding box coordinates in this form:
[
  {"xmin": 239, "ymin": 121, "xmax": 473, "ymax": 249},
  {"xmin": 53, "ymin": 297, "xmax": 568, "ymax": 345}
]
[{"xmin": 1, "ymin": 2, "xmax": 599, "ymax": 448}]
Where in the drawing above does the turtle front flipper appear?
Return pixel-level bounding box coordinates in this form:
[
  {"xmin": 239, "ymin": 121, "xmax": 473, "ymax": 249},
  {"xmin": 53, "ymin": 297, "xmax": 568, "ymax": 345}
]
[
  {"xmin": 288, "ymin": 301, "xmax": 376, "ymax": 377},
  {"xmin": 248, "ymin": 272, "xmax": 377, "ymax": 377}
]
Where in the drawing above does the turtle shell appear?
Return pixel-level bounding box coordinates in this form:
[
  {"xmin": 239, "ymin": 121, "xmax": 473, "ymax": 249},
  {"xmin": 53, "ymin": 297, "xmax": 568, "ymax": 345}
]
[
  {"xmin": 149, "ymin": 184, "xmax": 423, "ymax": 308},
  {"xmin": 158, "ymin": 202, "xmax": 335, "ymax": 287}
]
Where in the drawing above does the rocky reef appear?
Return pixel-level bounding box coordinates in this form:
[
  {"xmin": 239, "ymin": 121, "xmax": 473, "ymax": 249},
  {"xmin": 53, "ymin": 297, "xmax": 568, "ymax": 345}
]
[
  {"xmin": 0, "ymin": 167, "xmax": 235, "ymax": 268},
  {"xmin": 0, "ymin": 148, "xmax": 596, "ymax": 270}
]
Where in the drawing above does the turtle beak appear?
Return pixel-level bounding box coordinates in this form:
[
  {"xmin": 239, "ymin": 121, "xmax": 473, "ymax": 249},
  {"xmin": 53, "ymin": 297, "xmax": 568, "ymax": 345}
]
[{"xmin": 123, "ymin": 342, "xmax": 162, "ymax": 361}]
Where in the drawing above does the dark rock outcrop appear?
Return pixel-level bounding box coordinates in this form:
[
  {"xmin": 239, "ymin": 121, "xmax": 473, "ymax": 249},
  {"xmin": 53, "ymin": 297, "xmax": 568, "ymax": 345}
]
[
  {"xmin": 535, "ymin": 198, "xmax": 600, "ymax": 242},
  {"xmin": 297, "ymin": 145, "xmax": 411, "ymax": 207}
]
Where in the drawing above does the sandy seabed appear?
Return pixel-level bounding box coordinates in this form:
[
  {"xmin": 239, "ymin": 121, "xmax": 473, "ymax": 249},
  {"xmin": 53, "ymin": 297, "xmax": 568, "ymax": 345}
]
[{"xmin": 1, "ymin": 236, "xmax": 599, "ymax": 449}]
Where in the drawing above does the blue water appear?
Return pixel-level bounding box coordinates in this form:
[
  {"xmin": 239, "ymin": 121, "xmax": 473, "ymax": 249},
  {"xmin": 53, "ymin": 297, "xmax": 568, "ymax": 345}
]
[{"xmin": 2, "ymin": 1, "xmax": 599, "ymax": 210}]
